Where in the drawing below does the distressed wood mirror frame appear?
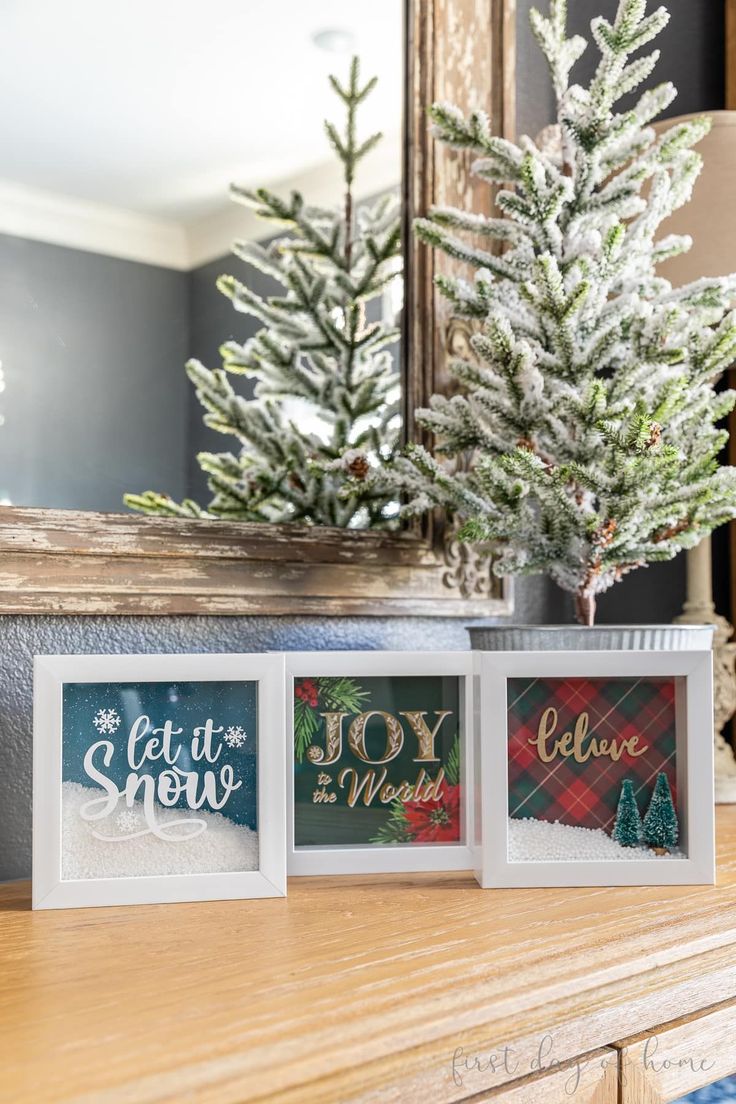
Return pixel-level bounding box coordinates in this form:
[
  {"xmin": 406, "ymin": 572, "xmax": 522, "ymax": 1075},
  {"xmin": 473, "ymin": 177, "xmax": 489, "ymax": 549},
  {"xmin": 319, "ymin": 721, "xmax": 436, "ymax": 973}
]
[
  {"xmin": 727, "ymin": 0, "xmax": 736, "ymax": 638},
  {"xmin": 0, "ymin": 0, "xmax": 516, "ymax": 617}
]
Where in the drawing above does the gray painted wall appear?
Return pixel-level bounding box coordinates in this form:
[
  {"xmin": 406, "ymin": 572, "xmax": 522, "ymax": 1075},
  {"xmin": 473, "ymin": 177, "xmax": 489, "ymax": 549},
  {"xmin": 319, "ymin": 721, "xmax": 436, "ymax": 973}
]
[
  {"xmin": 0, "ymin": 230, "xmax": 280, "ymax": 512},
  {"xmin": 0, "ymin": 232, "xmax": 393, "ymax": 513},
  {"xmin": 0, "ymin": 234, "xmax": 190, "ymax": 511}
]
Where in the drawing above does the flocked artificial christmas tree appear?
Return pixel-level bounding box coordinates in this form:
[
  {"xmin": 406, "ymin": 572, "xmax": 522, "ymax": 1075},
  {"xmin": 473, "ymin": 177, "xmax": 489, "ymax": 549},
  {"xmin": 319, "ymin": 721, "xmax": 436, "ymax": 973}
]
[
  {"xmin": 642, "ymin": 771, "xmax": 678, "ymax": 850},
  {"xmin": 368, "ymin": 0, "xmax": 736, "ymax": 622},
  {"xmin": 126, "ymin": 57, "xmax": 401, "ymax": 527},
  {"xmin": 612, "ymin": 779, "xmax": 643, "ymax": 847}
]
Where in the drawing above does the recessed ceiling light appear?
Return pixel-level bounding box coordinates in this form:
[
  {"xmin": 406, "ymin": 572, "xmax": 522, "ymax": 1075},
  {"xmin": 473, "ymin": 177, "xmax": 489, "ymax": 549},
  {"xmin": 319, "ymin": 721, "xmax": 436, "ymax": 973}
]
[{"xmin": 312, "ymin": 28, "xmax": 355, "ymax": 54}]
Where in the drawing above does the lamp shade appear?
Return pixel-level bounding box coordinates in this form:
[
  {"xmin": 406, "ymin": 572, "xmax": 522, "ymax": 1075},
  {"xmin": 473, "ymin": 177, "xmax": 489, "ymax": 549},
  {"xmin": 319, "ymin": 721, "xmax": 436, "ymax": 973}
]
[{"xmin": 655, "ymin": 111, "xmax": 736, "ymax": 287}]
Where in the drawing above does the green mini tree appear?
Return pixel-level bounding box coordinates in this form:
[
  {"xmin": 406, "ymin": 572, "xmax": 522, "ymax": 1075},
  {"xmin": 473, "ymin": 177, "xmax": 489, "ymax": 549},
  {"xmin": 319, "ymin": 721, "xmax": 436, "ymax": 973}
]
[
  {"xmin": 642, "ymin": 771, "xmax": 679, "ymax": 850},
  {"xmin": 374, "ymin": 0, "xmax": 736, "ymax": 622},
  {"xmin": 126, "ymin": 57, "xmax": 401, "ymax": 527},
  {"xmin": 611, "ymin": 779, "xmax": 643, "ymax": 847}
]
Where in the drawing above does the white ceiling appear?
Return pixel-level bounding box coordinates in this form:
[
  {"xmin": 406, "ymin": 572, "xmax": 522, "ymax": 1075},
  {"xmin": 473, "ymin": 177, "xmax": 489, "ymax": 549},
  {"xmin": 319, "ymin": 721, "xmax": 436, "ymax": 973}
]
[{"xmin": 0, "ymin": 0, "xmax": 403, "ymax": 222}]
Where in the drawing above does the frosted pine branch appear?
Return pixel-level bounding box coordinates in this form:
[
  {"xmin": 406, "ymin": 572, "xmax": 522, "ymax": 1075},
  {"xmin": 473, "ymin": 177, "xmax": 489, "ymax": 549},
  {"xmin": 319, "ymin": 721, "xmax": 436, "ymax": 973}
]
[
  {"xmin": 126, "ymin": 58, "xmax": 400, "ymax": 528},
  {"xmin": 376, "ymin": 0, "xmax": 736, "ymax": 623}
]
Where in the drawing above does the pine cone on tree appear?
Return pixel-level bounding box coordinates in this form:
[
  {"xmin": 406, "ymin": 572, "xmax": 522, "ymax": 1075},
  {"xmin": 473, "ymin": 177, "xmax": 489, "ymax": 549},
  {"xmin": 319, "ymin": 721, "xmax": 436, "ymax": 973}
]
[{"xmin": 342, "ymin": 449, "xmax": 371, "ymax": 481}]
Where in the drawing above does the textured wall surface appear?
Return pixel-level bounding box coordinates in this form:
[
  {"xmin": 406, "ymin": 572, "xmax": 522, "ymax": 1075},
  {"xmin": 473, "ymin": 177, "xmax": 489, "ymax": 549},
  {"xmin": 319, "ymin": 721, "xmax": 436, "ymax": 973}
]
[
  {"xmin": 0, "ymin": 233, "xmax": 190, "ymax": 511},
  {"xmin": 0, "ymin": 575, "xmax": 563, "ymax": 881}
]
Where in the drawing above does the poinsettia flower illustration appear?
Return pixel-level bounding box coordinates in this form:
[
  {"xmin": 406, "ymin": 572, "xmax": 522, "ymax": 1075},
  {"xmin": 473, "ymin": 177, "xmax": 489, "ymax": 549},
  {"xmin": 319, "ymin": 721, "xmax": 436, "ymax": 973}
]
[
  {"xmin": 295, "ymin": 679, "xmax": 319, "ymax": 708},
  {"xmin": 404, "ymin": 783, "xmax": 460, "ymax": 843}
]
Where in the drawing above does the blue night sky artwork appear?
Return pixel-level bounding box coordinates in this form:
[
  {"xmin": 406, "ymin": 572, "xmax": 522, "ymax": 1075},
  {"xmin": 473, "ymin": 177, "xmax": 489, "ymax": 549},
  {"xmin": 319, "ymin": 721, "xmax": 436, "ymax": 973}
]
[{"xmin": 62, "ymin": 680, "xmax": 258, "ymax": 830}]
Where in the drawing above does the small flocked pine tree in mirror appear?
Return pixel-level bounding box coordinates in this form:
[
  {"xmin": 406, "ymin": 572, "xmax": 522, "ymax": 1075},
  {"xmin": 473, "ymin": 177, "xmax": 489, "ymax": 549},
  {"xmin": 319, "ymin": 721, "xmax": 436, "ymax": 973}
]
[
  {"xmin": 126, "ymin": 57, "xmax": 401, "ymax": 527},
  {"xmin": 368, "ymin": 0, "xmax": 736, "ymax": 622}
]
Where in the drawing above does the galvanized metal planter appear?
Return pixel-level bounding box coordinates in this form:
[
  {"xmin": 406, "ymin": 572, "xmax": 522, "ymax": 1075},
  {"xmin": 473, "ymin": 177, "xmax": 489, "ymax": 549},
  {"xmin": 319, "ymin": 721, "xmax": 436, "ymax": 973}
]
[{"xmin": 467, "ymin": 624, "xmax": 716, "ymax": 651}]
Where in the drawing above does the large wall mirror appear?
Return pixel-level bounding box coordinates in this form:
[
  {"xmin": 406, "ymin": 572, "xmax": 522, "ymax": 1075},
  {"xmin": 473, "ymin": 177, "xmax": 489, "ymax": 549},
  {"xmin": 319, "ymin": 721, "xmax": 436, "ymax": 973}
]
[
  {"xmin": 0, "ymin": 0, "xmax": 514, "ymax": 617},
  {"xmin": 0, "ymin": 2, "xmax": 403, "ymax": 515}
]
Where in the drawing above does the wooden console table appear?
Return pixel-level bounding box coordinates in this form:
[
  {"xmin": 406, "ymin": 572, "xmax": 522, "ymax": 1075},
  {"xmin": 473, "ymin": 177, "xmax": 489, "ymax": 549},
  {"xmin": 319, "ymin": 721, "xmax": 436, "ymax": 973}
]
[{"xmin": 4, "ymin": 810, "xmax": 736, "ymax": 1103}]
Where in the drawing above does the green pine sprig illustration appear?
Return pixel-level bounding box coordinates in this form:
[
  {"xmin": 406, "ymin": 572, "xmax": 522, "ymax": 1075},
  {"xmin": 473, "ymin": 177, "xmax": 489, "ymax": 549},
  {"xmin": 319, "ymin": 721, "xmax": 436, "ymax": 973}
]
[
  {"xmin": 293, "ymin": 697, "xmax": 320, "ymax": 761},
  {"xmin": 370, "ymin": 798, "xmax": 413, "ymax": 845},
  {"xmin": 370, "ymin": 734, "xmax": 461, "ymax": 844},
  {"xmin": 319, "ymin": 677, "xmax": 370, "ymax": 713},
  {"xmin": 445, "ymin": 736, "xmax": 460, "ymax": 786},
  {"xmin": 293, "ymin": 676, "xmax": 370, "ymax": 761}
]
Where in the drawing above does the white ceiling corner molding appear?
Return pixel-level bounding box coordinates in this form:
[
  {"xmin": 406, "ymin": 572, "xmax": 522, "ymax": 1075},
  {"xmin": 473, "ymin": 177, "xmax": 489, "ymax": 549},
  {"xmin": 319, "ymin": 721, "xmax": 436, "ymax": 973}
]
[
  {"xmin": 185, "ymin": 134, "xmax": 403, "ymax": 270},
  {"xmin": 0, "ymin": 133, "xmax": 401, "ymax": 273},
  {"xmin": 0, "ymin": 1, "xmax": 402, "ymax": 271},
  {"xmin": 0, "ymin": 180, "xmax": 191, "ymax": 270}
]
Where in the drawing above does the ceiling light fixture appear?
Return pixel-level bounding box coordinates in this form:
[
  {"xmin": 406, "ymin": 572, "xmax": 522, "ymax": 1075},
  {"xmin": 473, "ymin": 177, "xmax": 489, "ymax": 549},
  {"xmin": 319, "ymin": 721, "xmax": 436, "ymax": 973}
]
[{"xmin": 312, "ymin": 28, "xmax": 355, "ymax": 54}]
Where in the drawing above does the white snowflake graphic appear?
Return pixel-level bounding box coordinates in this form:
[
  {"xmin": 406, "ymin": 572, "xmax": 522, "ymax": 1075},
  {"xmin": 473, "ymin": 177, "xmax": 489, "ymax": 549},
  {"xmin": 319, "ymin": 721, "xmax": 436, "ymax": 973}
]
[
  {"xmin": 93, "ymin": 707, "xmax": 121, "ymax": 735},
  {"xmin": 224, "ymin": 725, "xmax": 247, "ymax": 749},
  {"xmin": 115, "ymin": 809, "xmax": 140, "ymax": 833}
]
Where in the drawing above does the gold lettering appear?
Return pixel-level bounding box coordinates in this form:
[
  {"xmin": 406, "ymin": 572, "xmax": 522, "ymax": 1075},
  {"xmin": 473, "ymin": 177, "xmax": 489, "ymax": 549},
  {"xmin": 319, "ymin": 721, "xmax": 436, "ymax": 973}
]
[
  {"xmin": 337, "ymin": 766, "xmax": 447, "ymax": 808},
  {"xmin": 573, "ymin": 712, "xmax": 590, "ymax": 761},
  {"xmin": 528, "ymin": 707, "xmax": 650, "ymax": 764},
  {"xmin": 530, "ymin": 707, "xmax": 558, "ymax": 763},
  {"xmin": 312, "ymin": 787, "xmax": 336, "ymax": 804},
  {"xmin": 400, "ymin": 710, "xmax": 452, "ymax": 762},
  {"xmin": 425, "ymin": 767, "xmax": 445, "ymax": 800},
  {"xmin": 307, "ymin": 712, "xmax": 348, "ymax": 766},
  {"xmin": 348, "ymin": 711, "xmax": 404, "ymax": 764},
  {"xmin": 338, "ymin": 767, "xmax": 387, "ymax": 807}
]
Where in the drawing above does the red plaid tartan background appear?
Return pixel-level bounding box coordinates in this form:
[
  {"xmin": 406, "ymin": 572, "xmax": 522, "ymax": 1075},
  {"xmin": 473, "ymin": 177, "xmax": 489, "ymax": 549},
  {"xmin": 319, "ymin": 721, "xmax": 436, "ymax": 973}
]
[{"xmin": 507, "ymin": 677, "xmax": 678, "ymax": 832}]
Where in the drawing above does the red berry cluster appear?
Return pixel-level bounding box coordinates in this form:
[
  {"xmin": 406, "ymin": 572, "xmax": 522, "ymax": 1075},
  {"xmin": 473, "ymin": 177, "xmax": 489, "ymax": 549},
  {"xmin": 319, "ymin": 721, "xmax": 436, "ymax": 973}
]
[{"xmin": 295, "ymin": 679, "xmax": 319, "ymax": 708}]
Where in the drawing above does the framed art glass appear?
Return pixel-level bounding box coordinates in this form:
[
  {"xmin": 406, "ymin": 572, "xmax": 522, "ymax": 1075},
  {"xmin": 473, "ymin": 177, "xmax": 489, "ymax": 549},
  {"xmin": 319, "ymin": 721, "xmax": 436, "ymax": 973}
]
[
  {"xmin": 286, "ymin": 652, "xmax": 473, "ymax": 875},
  {"xmin": 33, "ymin": 652, "xmax": 286, "ymax": 908},
  {"xmin": 475, "ymin": 650, "xmax": 715, "ymax": 888}
]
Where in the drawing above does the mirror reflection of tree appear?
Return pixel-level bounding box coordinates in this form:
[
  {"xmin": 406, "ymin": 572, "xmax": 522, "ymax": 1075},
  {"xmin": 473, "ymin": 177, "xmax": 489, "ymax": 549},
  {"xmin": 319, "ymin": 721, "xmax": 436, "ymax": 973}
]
[
  {"xmin": 0, "ymin": 2, "xmax": 402, "ymax": 516},
  {"xmin": 126, "ymin": 59, "xmax": 402, "ymax": 528}
]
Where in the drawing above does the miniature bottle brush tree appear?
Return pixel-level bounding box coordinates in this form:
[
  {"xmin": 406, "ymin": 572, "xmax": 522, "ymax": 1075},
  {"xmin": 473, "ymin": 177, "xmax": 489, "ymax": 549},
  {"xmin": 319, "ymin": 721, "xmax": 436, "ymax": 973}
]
[
  {"xmin": 612, "ymin": 774, "xmax": 678, "ymax": 853},
  {"xmin": 642, "ymin": 772, "xmax": 678, "ymax": 851},
  {"xmin": 126, "ymin": 58, "xmax": 401, "ymax": 527},
  {"xmin": 612, "ymin": 779, "xmax": 643, "ymax": 847},
  {"xmin": 372, "ymin": 0, "xmax": 736, "ymax": 623}
]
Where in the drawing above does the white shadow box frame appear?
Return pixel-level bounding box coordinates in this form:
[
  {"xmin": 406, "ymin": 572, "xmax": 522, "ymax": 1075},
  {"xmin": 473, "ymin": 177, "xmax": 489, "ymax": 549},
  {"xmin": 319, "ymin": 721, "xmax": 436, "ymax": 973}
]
[
  {"xmin": 33, "ymin": 652, "xmax": 286, "ymax": 908},
  {"xmin": 286, "ymin": 651, "xmax": 474, "ymax": 875},
  {"xmin": 474, "ymin": 649, "xmax": 715, "ymax": 889}
]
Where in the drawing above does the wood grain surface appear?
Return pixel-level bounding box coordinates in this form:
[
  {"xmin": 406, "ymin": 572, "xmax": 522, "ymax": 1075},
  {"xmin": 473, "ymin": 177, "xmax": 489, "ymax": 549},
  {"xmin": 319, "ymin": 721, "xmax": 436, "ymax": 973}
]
[
  {"xmin": 3, "ymin": 809, "xmax": 736, "ymax": 1103},
  {"xmin": 0, "ymin": 505, "xmax": 511, "ymax": 617},
  {"xmin": 618, "ymin": 998, "xmax": 736, "ymax": 1103},
  {"xmin": 473, "ymin": 1049, "xmax": 618, "ymax": 1103}
]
